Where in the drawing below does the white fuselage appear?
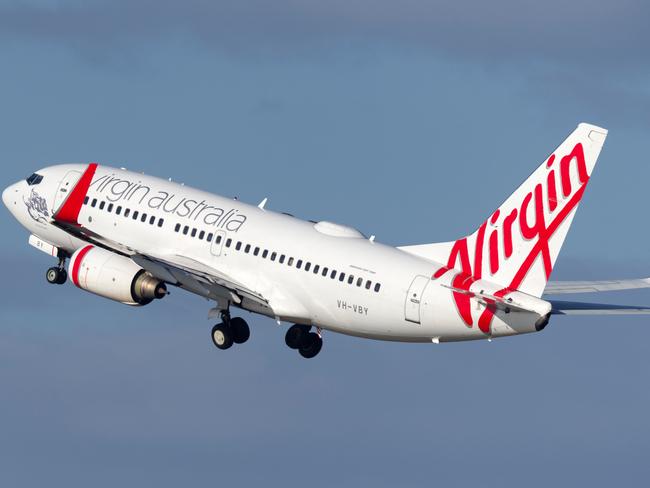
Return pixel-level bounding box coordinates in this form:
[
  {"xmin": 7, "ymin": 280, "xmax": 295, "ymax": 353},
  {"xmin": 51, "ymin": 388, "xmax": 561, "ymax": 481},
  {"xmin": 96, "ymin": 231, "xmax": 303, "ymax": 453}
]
[{"xmin": 3, "ymin": 164, "xmax": 547, "ymax": 343}]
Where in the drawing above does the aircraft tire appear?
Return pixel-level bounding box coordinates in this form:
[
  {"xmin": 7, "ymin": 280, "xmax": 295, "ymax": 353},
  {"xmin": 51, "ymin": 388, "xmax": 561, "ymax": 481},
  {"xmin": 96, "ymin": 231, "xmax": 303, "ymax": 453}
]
[
  {"xmin": 299, "ymin": 333, "xmax": 322, "ymax": 359},
  {"xmin": 285, "ymin": 324, "xmax": 310, "ymax": 349},
  {"xmin": 211, "ymin": 323, "xmax": 234, "ymax": 350},
  {"xmin": 46, "ymin": 267, "xmax": 64, "ymax": 285},
  {"xmin": 231, "ymin": 317, "xmax": 250, "ymax": 344}
]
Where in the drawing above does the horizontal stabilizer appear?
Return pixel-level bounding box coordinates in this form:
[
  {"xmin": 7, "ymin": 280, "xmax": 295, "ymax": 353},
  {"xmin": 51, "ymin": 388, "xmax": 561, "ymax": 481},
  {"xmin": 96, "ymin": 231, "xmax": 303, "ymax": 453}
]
[
  {"xmin": 545, "ymin": 278, "xmax": 650, "ymax": 294},
  {"xmin": 550, "ymin": 300, "xmax": 650, "ymax": 315}
]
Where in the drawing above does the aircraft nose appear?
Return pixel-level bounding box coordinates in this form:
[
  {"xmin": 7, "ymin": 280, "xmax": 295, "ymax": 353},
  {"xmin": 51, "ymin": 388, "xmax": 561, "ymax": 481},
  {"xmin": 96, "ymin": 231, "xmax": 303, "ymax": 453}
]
[{"xmin": 3, "ymin": 182, "xmax": 19, "ymax": 211}]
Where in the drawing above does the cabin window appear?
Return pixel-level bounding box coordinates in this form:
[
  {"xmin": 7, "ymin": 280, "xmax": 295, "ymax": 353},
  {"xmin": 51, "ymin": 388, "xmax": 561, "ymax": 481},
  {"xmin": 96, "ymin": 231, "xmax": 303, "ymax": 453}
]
[
  {"xmin": 191, "ymin": 228, "xmax": 197, "ymax": 237},
  {"xmin": 356, "ymin": 277, "xmax": 363, "ymax": 287},
  {"xmin": 279, "ymin": 255, "xmax": 285, "ymax": 264},
  {"xmin": 132, "ymin": 211, "xmax": 139, "ymax": 220},
  {"xmin": 236, "ymin": 241, "xmax": 242, "ymax": 251},
  {"xmin": 84, "ymin": 196, "xmax": 89, "ymax": 205},
  {"xmin": 183, "ymin": 226, "xmax": 189, "ymax": 235},
  {"xmin": 322, "ymin": 267, "xmax": 328, "ymax": 276},
  {"xmin": 305, "ymin": 262, "xmax": 311, "ymax": 272},
  {"xmin": 288, "ymin": 257, "xmax": 294, "ymax": 266},
  {"xmin": 226, "ymin": 238, "xmax": 232, "ymax": 247},
  {"xmin": 347, "ymin": 275, "xmax": 354, "ymax": 285},
  {"xmin": 199, "ymin": 230, "xmax": 205, "ymax": 240},
  {"xmin": 124, "ymin": 208, "xmax": 130, "ymax": 217},
  {"xmin": 254, "ymin": 247, "xmax": 260, "ymax": 256},
  {"xmin": 149, "ymin": 216, "xmax": 155, "ymax": 225},
  {"xmin": 365, "ymin": 280, "xmax": 372, "ymax": 290},
  {"xmin": 141, "ymin": 213, "xmax": 148, "ymax": 223},
  {"xmin": 207, "ymin": 233, "xmax": 213, "ymax": 241},
  {"xmin": 99, "ymin": 201, "xmax": 105, "ymax": 210},
  {"xmin": 107, "ymin": 203, "xmax": 114, "ymax": 213},
  {"xmin": 91, "ymin": 199, "xmax": 97, "ymax": 207},
  {"xmin": 158, "ymin": 218, "xmax": 164, "ymax": 227},
  {"xmin": 174, "ymin": 223, "xmax": 181, "ymax": 232},
  {"xmin": 339, "ymin": 273, "xmax": 346, "ymax": 282},
  {"xmin": 271, "ymin": 252, "xmax": 277, "ymax": 261},
  {"xmin": 116, "ymin": 206, "xmax": 122, "ymax": 215},
  {"xmin": 313, "ymin": 265, "xmax": 320, "ymax": 274},
  {"xmin": 216, "ymin": 235, "xmax": 222, "ymax": 244},
  {"xmin": 330, "ymin": 270, "xmax": 337, "ymax": 279},
  {"xmin": 374, "ymin": 283, "xmax": 381, "ymax": 292},
  {"xmin": 262, "ymin": 250, "xmax": 269, "ymax": 258},
  {"xmin": 245, "ymin": 244, "xmax": 251, "ymax": 253},
  {"xmin": 296, "ymin": 259, "xmax": 303, "ymax": 269}
]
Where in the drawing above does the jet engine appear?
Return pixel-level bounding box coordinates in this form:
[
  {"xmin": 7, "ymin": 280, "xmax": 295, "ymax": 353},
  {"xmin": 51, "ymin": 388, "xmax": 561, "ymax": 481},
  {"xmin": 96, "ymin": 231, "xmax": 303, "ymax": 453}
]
[{"xmin": 68, "ymin": 245, "xmax": 167, "ymax": 306}]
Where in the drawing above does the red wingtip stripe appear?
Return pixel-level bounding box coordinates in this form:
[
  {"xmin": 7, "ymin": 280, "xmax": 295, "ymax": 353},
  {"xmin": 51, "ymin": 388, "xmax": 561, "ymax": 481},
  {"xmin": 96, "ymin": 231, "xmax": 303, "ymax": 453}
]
[
  {"xmin": 71, "ymin": 245, "xmax": 94, "ymax": 287},
  {"xmin": 54, "ymin": 163, "xmax": 99, "ymax": 225}
]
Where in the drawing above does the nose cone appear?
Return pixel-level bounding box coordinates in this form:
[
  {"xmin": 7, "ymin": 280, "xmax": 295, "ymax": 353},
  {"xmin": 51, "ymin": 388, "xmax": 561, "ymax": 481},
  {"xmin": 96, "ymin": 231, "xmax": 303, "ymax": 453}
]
[
  {"xmin": 3, "ymin": 182, "xmax": 21, "ymax": 215},
  {"xmin": 3, "ymin": 183, "xmax": 15, "ymax": 209}
]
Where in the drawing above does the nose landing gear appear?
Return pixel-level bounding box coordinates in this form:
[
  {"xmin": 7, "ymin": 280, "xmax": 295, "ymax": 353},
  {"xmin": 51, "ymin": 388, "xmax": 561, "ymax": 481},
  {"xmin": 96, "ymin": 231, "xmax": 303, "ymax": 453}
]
[
  {"xmin": 285, "ymin": 324, "xmax": 323, "ymax": 359},
  {"xmin": 46, "ymin": 256, "xmax": 68, "ymax": 285},
  {"xmin": 210, "ymin": 311, "xmax": 250, "ymax": 350}
]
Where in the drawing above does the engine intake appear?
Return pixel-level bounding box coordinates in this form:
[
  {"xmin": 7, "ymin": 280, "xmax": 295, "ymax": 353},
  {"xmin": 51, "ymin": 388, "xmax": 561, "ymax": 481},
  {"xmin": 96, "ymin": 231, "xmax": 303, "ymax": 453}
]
[{"xmin": 69, "ymin": 245, "xmax": 167, "ymax": 306}]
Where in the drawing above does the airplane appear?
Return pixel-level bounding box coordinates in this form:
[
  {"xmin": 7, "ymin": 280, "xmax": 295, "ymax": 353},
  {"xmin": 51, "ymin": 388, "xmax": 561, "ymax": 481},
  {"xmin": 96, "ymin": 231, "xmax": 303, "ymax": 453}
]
[{"xmin": 4, "ymin": 122, "xmax": 650, "ymax": 359}]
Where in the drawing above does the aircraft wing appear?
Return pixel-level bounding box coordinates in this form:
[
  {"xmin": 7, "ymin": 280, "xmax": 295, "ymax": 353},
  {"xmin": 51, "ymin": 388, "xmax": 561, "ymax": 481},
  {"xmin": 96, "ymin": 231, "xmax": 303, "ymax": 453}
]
[{"xmin": 544, "ymin": 278, "xmax": 650, "ymax": 294}]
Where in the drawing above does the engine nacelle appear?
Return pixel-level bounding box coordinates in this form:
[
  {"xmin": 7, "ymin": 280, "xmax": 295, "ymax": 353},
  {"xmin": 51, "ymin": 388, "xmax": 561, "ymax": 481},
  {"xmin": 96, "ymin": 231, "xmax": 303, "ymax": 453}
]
[{"xmin": 68, "ymin": 246, "xmax": 167, "ymax": 306}]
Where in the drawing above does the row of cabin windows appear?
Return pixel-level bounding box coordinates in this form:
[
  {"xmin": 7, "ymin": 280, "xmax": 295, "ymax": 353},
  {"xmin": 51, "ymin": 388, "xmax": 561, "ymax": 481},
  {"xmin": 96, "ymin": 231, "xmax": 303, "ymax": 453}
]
[
  {"xmin": 83, "ymin": 196, "xmax": 164, "ymax": 227},
  {"xmin": 221, "ymin": 236, "xmax": 382, "ymax": 293},
  {"xmin": 173, "ymin": 222, "xmax": 214, "ymax": 242}
]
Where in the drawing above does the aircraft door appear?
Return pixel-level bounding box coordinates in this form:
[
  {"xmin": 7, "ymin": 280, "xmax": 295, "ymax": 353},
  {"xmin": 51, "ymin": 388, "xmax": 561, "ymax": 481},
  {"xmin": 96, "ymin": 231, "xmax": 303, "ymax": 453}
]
[
  {"xmin": 405, "ymin": 275, "xmax": 430, "ymax": 324},
  {"xmin": 210, "ymin": 230, "xmax": 226, "ymax": 256},
  {"xmin": 53, "ymin": 170, "xmax": 82, "ymax": 212}
]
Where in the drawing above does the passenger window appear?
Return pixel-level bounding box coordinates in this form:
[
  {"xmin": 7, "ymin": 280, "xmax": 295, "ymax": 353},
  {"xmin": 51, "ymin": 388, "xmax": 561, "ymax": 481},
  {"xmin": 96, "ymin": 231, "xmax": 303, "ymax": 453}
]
[
  {"xmin": 99, "ymin": 201, "xmax": 105, "ymax": 210},
  {"xmin": 271, "ymin": 252, "xmax": 277, "ymax": 261},
  {"xmin": 339, "ymin": 273, "xmax": 346, "ymax": 282},
  {"xmin": 84, "ymin": 196, "xmax": 89, "ymax": 205},
  {"xmin": 288, "ymin": 257, "xmax": 294, "ymax": 266},
  {"xmin": 107, "ymin": 203, "xmax": 114, "ymax": 213},
  {"xmin": 374, "ymin": 283, "xmax": 381, "ymax": 292},
  {"xmin": 330, "ymin": 270, "xmax": 337, "ymax": 279},
  {"xmin": 356, "ymin": 277, "xmax": 363, "ymax": 287},
  {"xmin": 245, "ymin": 244, "xmax": 251, "ymax": 253},
  {"xmin": 141, "ymin": 213, "xmax": 147, "ymax": 222},
  {"xmin": 133, "ymin": 211, "xmax": 139, "ymax": 220},
  {"xmin": 158, "ymin": 218, "xmax": 164, "ymax": 227},
  {"xmin": 365, "ymin": 280, "xmax": 371, "ymax": 290},
  {"xmin": 348, "ymin": 275, "xmax": 354, "ymax": 285},
  {"xmin": 305, "ymin": 262, "xmax": 311, "ymax": 272},
  {"xmin": 236, "ymin": 241, "xmax": 242, "ymax": 251},
  {"xmin": 207, "ymin": 233, "xmax": 213, "ymax": 241},
  {"xmin": 183, "ymin": 226, "xmax": 189, "ymax": 235},
  {"xmin": 254, "ymin": 247, "xmax": 260, "ymax": 256},
  {"xmin": 191, "ymin": 228, "xmax": 197, "ymax": 237},
  {"xmin": 297, "ymin": 260, "xmax": 303, "ymax": 269},
  {"xmin": 216, "ymin": 235, "xmax": 222, "ymax": 244},
  {"xmin": 91, "ymin": 199, "xmax": 97, "ymax": 207},
  {"xmin": 116, "ymin": 206, "xmax": 122, "ymax": 215},
  {"xmin": 226, "ymin": 238, "xmax": 232, "ymax": 247},
  {"xmin": 149, "ymin": 216, "xmax": 155, "ymax": 225},
  {"xmin": 175, "ymin": 223, "xmax": 181, "ymax": 232},
  {"xmin": 313, "ymin": 265, "xmax": 320, "ymax": 274},
  {"xmin": 124, "ymin": 208, "xmax": 130, "ymax": 217},
  {"xmin": 199, "ymin": 230, "xmax": 205, "ymax": 240},
  {"xmin": 279, "ymin": 255, "xmax": 285, "ymax": 264},
  {"xmin": 262, "ymin": 250, "xmax": 268, "ymax": 258},
  {"xmin": 322, "ymin": 267, "xmax": 328, "ymax": 276}
]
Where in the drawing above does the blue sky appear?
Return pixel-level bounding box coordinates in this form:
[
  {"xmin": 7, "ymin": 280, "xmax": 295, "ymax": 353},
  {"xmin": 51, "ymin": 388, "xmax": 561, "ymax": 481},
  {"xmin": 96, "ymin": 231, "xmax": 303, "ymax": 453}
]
[{"xmin": 1, "ymin": 1, "xmax": 650, "ymax": 486}]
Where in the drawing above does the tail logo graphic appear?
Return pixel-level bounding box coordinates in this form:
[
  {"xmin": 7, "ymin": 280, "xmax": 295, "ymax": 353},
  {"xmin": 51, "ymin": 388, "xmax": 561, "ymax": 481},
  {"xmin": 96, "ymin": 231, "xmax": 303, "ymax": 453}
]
[{"xmin": 433, "ymin": 142, "xmax": 589, "ymax": 333}]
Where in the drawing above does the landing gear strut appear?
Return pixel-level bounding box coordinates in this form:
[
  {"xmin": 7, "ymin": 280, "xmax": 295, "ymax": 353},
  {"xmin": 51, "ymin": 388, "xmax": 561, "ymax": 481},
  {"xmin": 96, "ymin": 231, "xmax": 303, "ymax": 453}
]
[
  {"xmin": 285, "ymin": 324, "xmax": 323, "ymax": 359},
  {"xmin": 211, "ymin": 310, "xmax": 250, "ymax": 350},
  {"xmin": 46, "ymin": 256, "xmax": 67, "ymax": 285}
]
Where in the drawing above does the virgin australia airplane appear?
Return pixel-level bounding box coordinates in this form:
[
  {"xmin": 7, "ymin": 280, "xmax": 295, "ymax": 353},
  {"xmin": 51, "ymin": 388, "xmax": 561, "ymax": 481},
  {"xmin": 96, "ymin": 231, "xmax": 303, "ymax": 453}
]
[{"xmin": 4, "ymin": 123, "xmax": 650, "ymax": 358}]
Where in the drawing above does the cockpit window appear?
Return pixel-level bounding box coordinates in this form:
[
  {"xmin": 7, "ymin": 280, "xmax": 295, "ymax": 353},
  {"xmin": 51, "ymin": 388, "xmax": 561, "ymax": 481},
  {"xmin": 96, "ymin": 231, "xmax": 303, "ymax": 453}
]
[{"xmin": 26, "ymin": 173, "xmax": 43, "ymax": 185}]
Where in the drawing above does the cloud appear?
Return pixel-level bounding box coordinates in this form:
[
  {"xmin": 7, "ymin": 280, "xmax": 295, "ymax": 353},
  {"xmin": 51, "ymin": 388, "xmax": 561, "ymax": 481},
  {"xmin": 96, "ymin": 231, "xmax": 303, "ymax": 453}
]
[{"xmin": 0, "ymin": 0, "xmax": 648, "ymax": 70}]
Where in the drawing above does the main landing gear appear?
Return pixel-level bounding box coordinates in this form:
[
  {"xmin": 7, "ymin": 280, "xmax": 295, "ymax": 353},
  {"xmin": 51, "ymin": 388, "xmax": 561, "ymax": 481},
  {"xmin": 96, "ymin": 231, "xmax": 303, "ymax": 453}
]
[
  {"xmin": 285, "ymin": 324, "xmax": 323, "ymax": 359},
  {"xmin": 46, "ymin": 256, "xmax": 67, "ymax": 285},
  {"xmin": 211, "ymin": 311, "xmax": 250, "ymax": 350}
]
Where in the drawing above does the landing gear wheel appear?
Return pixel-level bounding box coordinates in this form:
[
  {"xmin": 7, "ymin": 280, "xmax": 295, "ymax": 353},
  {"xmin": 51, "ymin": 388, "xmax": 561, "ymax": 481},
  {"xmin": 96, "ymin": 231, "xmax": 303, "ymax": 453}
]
[
  {"xmin": 46, "ymin": 267, "xmax": 67, "ymax": 285},
  {"xmin": 285, "ymin": 324, "xmax": 311, "ymax": 349},
  {"xmin": 299, "ymin": 332, "xmax": 323, "ymax": 359},
  {"xmin": 211, "ymin": 323, "xmax": 233, "ymax": 350},
  {"xmin": 230, "ymin": 317, "xmax": 250, "ymax": 344}
]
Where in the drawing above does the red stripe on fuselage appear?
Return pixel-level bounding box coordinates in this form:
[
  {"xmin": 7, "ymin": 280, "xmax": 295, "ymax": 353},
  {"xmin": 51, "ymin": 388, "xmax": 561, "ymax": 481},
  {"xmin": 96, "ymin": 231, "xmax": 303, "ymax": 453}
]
[
  {"xmin": 72, "ymin": 245, "xmax": 94, "ymax": 287},
  {"xmin": 54, "ymin": 163, "xmax": 98, "ymax": 225}
]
